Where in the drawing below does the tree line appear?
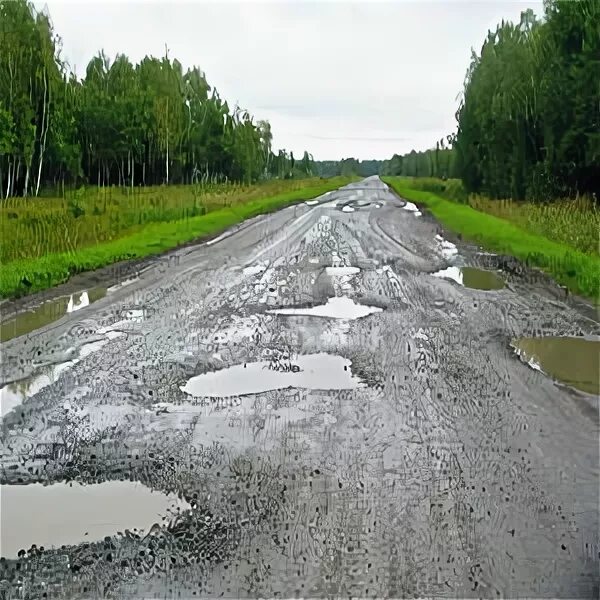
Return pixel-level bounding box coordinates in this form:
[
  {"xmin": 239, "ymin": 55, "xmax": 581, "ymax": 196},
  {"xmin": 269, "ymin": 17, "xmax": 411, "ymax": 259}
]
[
  {"xmin": 384, "ymin": 1, "xmax": 598, "ymax": 202},
  {"xmin": 0, "ymin": 0, "xmax": 315, "ymax": 198},
  {"xmin": 454, "ymin": 0, "xmax": 599, "ymax": 200}
]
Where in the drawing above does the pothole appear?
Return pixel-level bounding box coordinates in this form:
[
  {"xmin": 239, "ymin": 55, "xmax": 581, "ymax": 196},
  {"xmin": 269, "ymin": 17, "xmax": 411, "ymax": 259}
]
[
  {"xmin": 432, "ymin": 266, "xmax": 505, "ymax": 290},
  {"xmin": 0, "ymin": 480, "xmax": 188, "ymax": 557},
  {"xmin": 511, "ymin": 336, "xmax": 600, "ymax": 395},
  {"xmin": 266, "ymin": 296, "xmax": 382, "ymax": 320},
  {"xmin": 181, "ymin": 353, "xmax": 363, "ymax": 397}
]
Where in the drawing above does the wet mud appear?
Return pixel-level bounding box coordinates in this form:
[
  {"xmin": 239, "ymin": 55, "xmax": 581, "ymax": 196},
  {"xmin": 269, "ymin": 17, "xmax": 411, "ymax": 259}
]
[{"xmin": 0, "ymin": 176, "xmax": 598, "ymax": 599}]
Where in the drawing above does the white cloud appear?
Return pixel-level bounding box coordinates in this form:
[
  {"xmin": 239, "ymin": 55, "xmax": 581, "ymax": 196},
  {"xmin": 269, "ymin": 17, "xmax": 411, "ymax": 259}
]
[{"xmin": 40, "ymin": 0, "xmax": 543, "ymax": 160}]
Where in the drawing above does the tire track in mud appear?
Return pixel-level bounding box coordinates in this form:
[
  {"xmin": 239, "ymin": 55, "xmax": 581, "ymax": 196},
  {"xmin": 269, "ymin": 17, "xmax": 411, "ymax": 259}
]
[{"xmin": 1, "ymin": 177, "xmax": 598, "ymax": 598}]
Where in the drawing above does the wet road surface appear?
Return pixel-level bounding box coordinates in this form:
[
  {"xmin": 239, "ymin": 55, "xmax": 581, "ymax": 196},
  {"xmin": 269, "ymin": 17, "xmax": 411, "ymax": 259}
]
[{"xmin": 0, "ymin": 176, "xmax": 599, "ymax": 598}]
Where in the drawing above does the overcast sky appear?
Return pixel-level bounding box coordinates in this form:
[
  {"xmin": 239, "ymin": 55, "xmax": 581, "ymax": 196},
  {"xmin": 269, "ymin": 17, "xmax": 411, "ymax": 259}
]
[{"xmin": 39, "ymin": 0, "xmax": 543, "ymax": 161}]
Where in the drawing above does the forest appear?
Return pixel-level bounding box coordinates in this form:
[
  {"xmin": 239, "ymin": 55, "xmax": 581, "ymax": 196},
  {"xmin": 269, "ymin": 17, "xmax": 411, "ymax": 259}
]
[
  {"xmin": 384, "ymin": 0, "xmax": 599, "ymax": 202},
  {"xmin": 0, "ymin": 0, "xmax": 315, "ymax": 199}
]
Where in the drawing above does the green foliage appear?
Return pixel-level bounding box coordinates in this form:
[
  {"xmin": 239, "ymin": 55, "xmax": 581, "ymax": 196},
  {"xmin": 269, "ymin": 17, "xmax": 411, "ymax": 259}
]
[
  {"xmin": 383, "ymin": 177, "xmax": 600, "ymax": 300},
  {"xmin": 313, "ymin": 159, "xmax": 385, "ymax": 178},
  {"xmin": 454, "ymin": 1, "xmax": 600, "ymax": 200},
  {"xmin": 380, "ymin": 144, "xmax": 458, "ymax": 179},
  {"xmin": 389, "ymin": 177, "xmax": 468, "ymax": 204},
  {"xmin": 0, "ymin": 0, "xmax": 313, "ymax": 198},
  {"xmin": 0, "ymin": 177, "xmax": 354, "ymax": 297}
]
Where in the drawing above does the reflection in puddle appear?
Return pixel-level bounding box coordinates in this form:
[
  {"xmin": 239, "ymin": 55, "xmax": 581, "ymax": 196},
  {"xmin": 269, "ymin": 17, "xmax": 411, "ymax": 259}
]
[
  {"xmin": 325, "ymin": 266, "xmax": 360, "ymax": 276},
  {"xmin": 181, "ymin": 353, "xmax": 363, "ymax": 397},
  {"xmin": 512, "ymin": 336, "xmax": 600, "ymax": 395},
  {"xmin": 1, "ymin": 288, "xmax": 106, "ymax": 343},
  {"xmin": 267, "ymin": 296, "xmax": 381, "ymax": 320},
  {"xmin": 0, "ymin": 480, "xmax": 188, "ymax": 557},
  {"xmin": 433, "ymin": 266, "xmax": 505, "ymax": 290}
]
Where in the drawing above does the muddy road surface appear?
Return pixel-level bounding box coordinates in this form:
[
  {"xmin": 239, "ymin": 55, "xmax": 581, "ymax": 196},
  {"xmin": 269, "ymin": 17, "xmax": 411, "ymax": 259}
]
[{"xmin": 1, "ymin": 176, "xmax": 598, "ymax": 598}]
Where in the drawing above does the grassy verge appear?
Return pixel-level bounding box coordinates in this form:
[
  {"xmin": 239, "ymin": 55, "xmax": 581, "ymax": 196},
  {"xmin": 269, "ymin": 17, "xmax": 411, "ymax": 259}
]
[
  {"xmin": 382, "ymin": 177, "xmax": 600, "ymax": 301},
  {"xmin": 0, "ymin": 177, "xmax": 353, "ymax": 298}
]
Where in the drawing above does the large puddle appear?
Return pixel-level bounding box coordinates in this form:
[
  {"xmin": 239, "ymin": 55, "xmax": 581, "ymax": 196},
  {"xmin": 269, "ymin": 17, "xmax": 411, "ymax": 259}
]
[
  {"xmin": 512, "ymin": 336, "xmax": 600, "ymax": 395},
  {"xmin": 1, "ymin": 288, "xmax": 107, "ymax": 343},
  {"xmin": 432, "ymin": 266, "xmax": 505, "ymax": 290},
  {"xmin": 181, "ymin": 353, "xmax": 363, "ymax": 397},
  {"xmin": 267, "ymin": 296, "xmax": 381, "ymax": 320},
  {"xmin": 0, "ymin": 480, "xmax": 188, "ymax": 557}
]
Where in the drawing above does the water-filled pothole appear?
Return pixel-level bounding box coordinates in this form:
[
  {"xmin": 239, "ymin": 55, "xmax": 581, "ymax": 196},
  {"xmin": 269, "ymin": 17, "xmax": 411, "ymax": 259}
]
[
  {"xmin": 432, "ymin": 266, "xmax": 505, "ymax": 290},
  {"xmin": 0, "ymin": 480, "xmax": 188, "ymax": 557},
  {"xmin": 511, "ymin": 336, "xmax": 599, "ymax": 395},
  {"xmin": 181, "ymin": 353, "xmax": 363, "ymax": 397},
  {"xmin": 267, "ymin": 296, "xmax": 381, "ymax": 320}
]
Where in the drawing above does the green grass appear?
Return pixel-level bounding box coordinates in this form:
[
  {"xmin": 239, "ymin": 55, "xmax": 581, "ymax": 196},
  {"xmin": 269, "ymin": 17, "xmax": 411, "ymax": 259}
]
[
  {"xmin": 383, "ymin": 177, "xmax": 600, "ymax": 301},
  {"xmin": 0, "ymin": 177, "xmax": 354, "ymax": 298}
]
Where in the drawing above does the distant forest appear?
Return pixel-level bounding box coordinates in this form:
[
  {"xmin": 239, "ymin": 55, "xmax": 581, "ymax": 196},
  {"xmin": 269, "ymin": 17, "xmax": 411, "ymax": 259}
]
[
  {"xmin": 318, "ymin": 0, "xmax": 598, "ymax": 202},
  {"xmin": 0, "ymin": 0, "xmax": 315, "ymax": 198}
]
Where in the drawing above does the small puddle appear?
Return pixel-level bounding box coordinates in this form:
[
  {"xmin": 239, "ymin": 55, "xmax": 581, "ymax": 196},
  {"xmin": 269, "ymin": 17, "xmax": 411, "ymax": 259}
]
[
  {"xmin": 432, "ymin": 266, "xmax": 505, "ymax": 290},
  {"xmin": 511, "ymin": 336, "xmax": 600, "ymax": 395},
  {"xmin": 267, "ymin": 296, "xmax": 382, "ymax": 320},
  {"xmin": 402, "ymin": 201, "xmax": 422, "ymax": 216},
  {"xmin": 0, "ymin": 480, "xmax": 188, "ymax": 557},
  {"xmin": 325, "ymin": 266, "xmax": 360, "ymax": 276},
  {"xmin": 1, "ymin": 288, "xmax": 107, "ymax": 343},
  {"xmin": 181, "ymin": 353, "xmax": 362, "ymax": 397}
]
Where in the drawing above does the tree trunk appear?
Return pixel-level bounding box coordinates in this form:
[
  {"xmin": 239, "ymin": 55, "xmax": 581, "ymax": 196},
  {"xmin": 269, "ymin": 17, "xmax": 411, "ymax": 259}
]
[
  {"xmin": 6, "ymin": 160, "xmax": 12, "ymax": 198},
  {"xmin": 35, "ymin": 70, "xmax": 50, "ymax": 197}
]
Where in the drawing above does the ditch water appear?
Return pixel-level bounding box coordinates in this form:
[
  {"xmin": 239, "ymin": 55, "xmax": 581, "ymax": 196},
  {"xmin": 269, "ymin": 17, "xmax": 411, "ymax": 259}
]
[
  {"xmin": 0, "ymin": 480, "xmax": 188, "ymax": 558},
  {"xmin": 432, "ymin": 266, "xmax": 505, "ymax": 290},
  {"xmin": 0, "ymin": 288, "xmax": 107, "ymax": 342},
  {"xmin": 0, "ymin": 277, "xmax": 140, "ymax": 343},
  {"xmin": 512, "ymin": 336, "xmax": 600, "ymax": 395}
]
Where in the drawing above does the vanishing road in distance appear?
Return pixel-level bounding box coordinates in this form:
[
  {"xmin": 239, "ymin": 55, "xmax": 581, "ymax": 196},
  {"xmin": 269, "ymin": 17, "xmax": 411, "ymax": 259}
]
[{"xmin": 1, "ymin": 177, "xmax": 598, "ymax": 598}]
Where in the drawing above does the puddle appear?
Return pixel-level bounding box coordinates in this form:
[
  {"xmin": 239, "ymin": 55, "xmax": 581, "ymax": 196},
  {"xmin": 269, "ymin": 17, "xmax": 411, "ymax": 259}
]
[
  {"xmin": 181, "ymin": 353, "xmax": 362, "ymax": 397},
  {"xmin": 0, "ymin": 480, "xmax": 188, "ymax": 557},
  {"xmin": 512, "ymin": 336, "xmax": 600, "ymax": 395},
  {"xmin": 402, "ymin": 201, "xmax": 421, "ymax": 216},
  {"xmin": 342, "ymin": 205, "xmax": 355, "ymax": 213},
  {"xmin": 305, "ymin": 200, "xmax": 319, "ymax": 206},
  {"xmin": 432, "ymin": 266, "xmax": 505, "ymax": 290},
  {"xmin": 325, "ymin": 266, "xmax": 360, "ymax": 276},
  {"xmin": 1, "ymin": 288, "xmax": 106, "ymax": 343},
  {"xmin": 267, "ymin": 296, "xmax": 382, "ymax": 320}
]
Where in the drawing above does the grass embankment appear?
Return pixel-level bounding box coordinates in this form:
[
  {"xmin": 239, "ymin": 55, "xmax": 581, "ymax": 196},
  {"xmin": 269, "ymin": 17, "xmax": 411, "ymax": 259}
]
[
  {"xmin": 382, "ymin": 176, "xmax": 600, "ymax": 301},
  {"xmin": 0, "ymin": 177, "xmax": 354, "ymax": 298}
]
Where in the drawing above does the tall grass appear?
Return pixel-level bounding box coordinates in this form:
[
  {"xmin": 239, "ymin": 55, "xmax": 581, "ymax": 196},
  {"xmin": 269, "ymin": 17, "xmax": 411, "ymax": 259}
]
[
  {"xmin": 469, "ymin": 194, "xmax": 599, "ymax": 257},
  {"xmin": 0, "ymin": 179, "xmax": 349, "ymax": 264},
  {"xmin": 383, "ymin": 177, "xmax": 600, "ymax": 301},
  {"xmin": 394, "ymin": 177, "xmax": 599, "ymax": 257},
  {"xmin": 0, "ymin": 177, "xmax": 354, "ymax": 298}
]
